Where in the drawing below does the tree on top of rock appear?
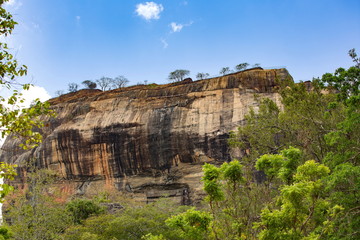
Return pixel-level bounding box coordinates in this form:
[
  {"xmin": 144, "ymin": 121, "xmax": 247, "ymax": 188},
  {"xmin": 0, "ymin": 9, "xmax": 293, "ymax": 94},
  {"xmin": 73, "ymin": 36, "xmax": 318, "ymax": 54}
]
[
  {"xmin": 168, "ymin": 69, "xmax": 190, "ymax": 82},
  {"xmin": 82, "ymin": 80, "xmax": 97, "ymax": 89}
]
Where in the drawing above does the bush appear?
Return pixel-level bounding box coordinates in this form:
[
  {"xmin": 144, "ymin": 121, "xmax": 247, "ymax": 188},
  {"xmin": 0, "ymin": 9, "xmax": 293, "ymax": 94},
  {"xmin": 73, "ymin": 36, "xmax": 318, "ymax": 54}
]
[{"xmin": 66, "ymin": 199, "xmax": 105, "ymax": 224}]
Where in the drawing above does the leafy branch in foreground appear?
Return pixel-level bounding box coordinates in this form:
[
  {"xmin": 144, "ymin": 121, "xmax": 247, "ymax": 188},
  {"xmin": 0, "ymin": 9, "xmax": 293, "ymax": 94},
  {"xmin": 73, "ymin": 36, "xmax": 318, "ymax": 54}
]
[{"xmin": 0, "ymin": 0, "xmax": 53, "ymax": 204}]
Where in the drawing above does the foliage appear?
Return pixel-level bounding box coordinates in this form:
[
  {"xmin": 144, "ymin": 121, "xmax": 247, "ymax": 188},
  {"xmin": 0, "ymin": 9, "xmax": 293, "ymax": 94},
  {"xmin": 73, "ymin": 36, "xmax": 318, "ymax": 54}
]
[
  {"xmin": 0, "ymin": 162, "xmax": 17, "ymax": 201},
  {"xmin": 255, "ymin": 147, "xmax": 302, "ymax": 184},
  {"xmin": 200, "ymin": 160, "xmax": 272, "ymax": 239},
  {"xmin": 0, "ymin": 0, "xmax": 53, "ymax": 204},
  {"xmin": 320, "ymin": 66, "xmax": 359, "ymax": 103},
  {"xmin": 196, "ymin": 72, "xmax": 210, "ymax": 80},
  {"xmin": 166, "ymin": 208, "xmax": 212, "ymax": 240},
  {"xmin": 68, "ymin": 83, "xmax": 79, "ymax": 92},
  {"xmin": 348, "ymin": 48, "xmax": 360, "ymax": 68},
  {"xmin": 0, "ymin": 226, "xmax": 12, "ymax": 240},
  {"xmin": 168, "ymin": 69, "xmax": 190, "ymax": 82},
  {"xmin": 62, "ymin": 200, "xmax": 190, "ymax": 240},
  {"xmin": 219, "ymin": 67, "xmax": 231, "ymax": 76},
  {"xmin": 7, "ymin": 167, "xmax": 73, "ymax": 240},
  {"xmin": 235, "ymin": 63, "xmax": 249, "ymax": 71},
  {"xmin": 66, "ymin": 198, "xmax": 105, "ymax": 224},
  {"xmin": 82, "ymin": 80, "xmax": 97, "ymax": 89},
  {"xmin": 142, "ymin": 233, "xmax": 166, "ymax": 240},
  {"xmin": 227, "ymin": 49, "xmax": 360, "ymax": 239},
  {"xmin": 256, "ymin": 160, "xmax": 342, "ymax": 239}
]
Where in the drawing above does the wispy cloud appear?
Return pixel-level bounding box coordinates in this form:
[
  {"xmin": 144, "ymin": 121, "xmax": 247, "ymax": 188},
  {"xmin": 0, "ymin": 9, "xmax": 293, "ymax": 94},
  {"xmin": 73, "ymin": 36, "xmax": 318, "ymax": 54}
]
[
  {"xmin": 76, "ymin": 16, "xmax": 81, "ymax": 26},
  {"xmin": 160, "ymin": 38, "xmax": 168, "ymax": 49},
  {"xmin": 170, "ymin": 21, "xmax": 193, "ymax": 33},
  {"xmin": 32, "ymin": 22, "xmax": 40, "ymax": 30},
  {"xmin": 170, "ymin": 22, "xmax": 183, "ymax": 33},
  {"xmin": 135, "ymin": 2, "xmax": 164, "ymax": 21}
]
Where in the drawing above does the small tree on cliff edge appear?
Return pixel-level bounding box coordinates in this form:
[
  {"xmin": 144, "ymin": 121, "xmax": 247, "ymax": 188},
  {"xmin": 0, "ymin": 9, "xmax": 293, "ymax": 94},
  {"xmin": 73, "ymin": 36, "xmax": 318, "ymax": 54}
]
[
  {"xmin": 112, "ymin": 75, "xmax": 129, "ymax": 88},
  {"xmin": 96, "ymin": 77, "xmax": 113, "ymax": 91},
  {"xmin": 219, "ymin": 67, "xmax": 231, "ymax": 76},
  {"xmin": 196, "ymin": 72, "xmax": 210, "ymax": 80},
  {"xmin": 82, "ymin": 80, "xmax": 97, "ymax": 89},
  {"xmin": 68, "ymin": 83, "xmax": 79, "ymax": 92},
  {"xmin": 235, "ymin": 62, "xmax": 249, "ymax": 71},
  {"xmin": 168, "ymin": 69, "xmax": 190, "ymax": 82}
]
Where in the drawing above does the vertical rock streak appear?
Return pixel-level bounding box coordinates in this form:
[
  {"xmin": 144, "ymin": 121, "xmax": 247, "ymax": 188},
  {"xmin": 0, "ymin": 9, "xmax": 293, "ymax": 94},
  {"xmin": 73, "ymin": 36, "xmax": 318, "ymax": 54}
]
[{"xmin": 0, "ymin": 69, "xmax": 290, "ymax": 197}]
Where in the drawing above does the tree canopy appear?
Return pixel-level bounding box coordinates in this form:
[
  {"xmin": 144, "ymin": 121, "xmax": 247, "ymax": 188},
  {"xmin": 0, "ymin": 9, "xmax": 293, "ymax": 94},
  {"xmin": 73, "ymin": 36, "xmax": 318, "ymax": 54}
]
[{"xmin": 168, "ymin": 69, "xmax": 190, "ymax": 82}]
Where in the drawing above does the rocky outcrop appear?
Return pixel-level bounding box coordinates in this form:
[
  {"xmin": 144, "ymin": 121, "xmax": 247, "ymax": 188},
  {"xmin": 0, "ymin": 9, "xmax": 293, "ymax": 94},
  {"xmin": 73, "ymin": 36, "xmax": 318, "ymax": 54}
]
[{"xmin": 0, "ymin": 68, "xmax": 291, "ymax": 203}]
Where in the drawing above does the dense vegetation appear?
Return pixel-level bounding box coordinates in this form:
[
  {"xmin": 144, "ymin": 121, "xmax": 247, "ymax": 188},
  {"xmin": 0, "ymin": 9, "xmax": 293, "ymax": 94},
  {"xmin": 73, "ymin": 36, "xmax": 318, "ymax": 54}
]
[
  {"xmin": 1, "ymin": 53, "xmax": 358, "ymax": 240},
  {"xmin": 0, "ymin": 0, "xmax": 359, "ymax": 239}
]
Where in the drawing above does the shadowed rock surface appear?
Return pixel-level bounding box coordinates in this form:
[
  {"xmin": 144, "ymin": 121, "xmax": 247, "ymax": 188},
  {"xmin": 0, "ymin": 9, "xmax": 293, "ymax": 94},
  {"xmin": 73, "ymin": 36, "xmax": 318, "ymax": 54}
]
[{"xmin": 0, "ymin": 68, "xmax": 291, "ymax": 203}]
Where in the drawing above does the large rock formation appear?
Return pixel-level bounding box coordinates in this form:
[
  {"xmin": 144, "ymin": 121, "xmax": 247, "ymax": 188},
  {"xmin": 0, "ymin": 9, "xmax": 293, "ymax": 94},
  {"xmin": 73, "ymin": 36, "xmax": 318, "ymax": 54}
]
[{"xmin": 0, "ymin": 68, "xmax": 291, "ymax": 203}]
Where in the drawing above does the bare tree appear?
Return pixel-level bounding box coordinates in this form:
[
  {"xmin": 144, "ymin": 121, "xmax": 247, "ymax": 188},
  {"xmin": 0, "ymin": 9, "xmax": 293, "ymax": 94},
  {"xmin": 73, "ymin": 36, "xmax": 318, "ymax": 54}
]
[
  {"xmin": 253, "ymin": 63, "xmax": 261, "ymax": 68},
  {"xmin": 82, "ymin": 80, "xmax": 97, "ymax": 89},
  {"xmin": 196, "ymin": 72, "xmax": 210, "ymax": 80},
  {"xmin": 55, "ymin": 90, "xmax": 64, "ymax": 97},
  {"xmin": 96, "ymin": 77, "xmax": 113, "ymax": 91},
  {"xmin": 235, "ymin": 63, "xmax": 249, "ymax": 71},
  {"xmin": 112, "ymin": 75, "xmax": 129, "ymax": 89},
  {"xmin": 68, "ymin": 83, "xmax": 79, "ymax": 93},
  {"xmin": 219, "ymin": 67, "xmax": 231, "ymax": 76},
  {"xmin": 168, "ymin": 69, "xmax": 190, "ymax": 82}
]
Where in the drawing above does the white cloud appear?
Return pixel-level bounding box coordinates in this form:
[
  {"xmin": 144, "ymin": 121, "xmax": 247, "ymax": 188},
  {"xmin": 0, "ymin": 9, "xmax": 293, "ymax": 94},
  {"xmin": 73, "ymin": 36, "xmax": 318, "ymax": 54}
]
[
  {"xmin": 170, "ymin": 22, "xmax": 183, "ymax": 33},
  {"xmin": 19, "ymin": 85, "xmax": 51, "ymax": 108},
  {"xmin": 160, "ymin": 38, "xmax": 168, "ymax": 49},
  {"xmin": 170, "ymin": 21, "xmax": 193, "ymax": 33},
  {"xmin": 135, "ymin": 2, "xmax": 164, "ymax": 21}
]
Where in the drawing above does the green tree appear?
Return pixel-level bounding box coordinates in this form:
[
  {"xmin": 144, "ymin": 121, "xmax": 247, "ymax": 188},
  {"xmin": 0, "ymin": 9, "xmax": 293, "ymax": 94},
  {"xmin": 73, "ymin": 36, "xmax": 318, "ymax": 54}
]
[
  {"xmin": 166, "ymin": 208, "xmax": 212, "ymax": 240},
  {"xmin": 256, "ymin": 160, "xmax": 342, "ymax": 239},
  {"xmin": 7, "ymin": 167, "xmax": 73, "ymax": 240},
  {"xmin": 68, "ymin": 82, "xmax": 79, "ymax": 92},
  {"xmin": 196, "ymin": 72, "xmax": 210, "ymax": 80},
  {"xmin": 219, "ymin": 67, "xmax": 231, "ymax": 76},
  {"xmin": 235, "ymin": 63, "xmax": 249, "ymax": 71},
  {"xmin": 66, "ymin": 198, "xmax": 105, "ymax": 224},
  {"xmin": 228, "ymin": 49, "xmax": 360, "ymax": 239},
  {"xmin": 82, "ymin": 80, "xmax": 97, "ymax": 89},
  {"xmin": 63, "ymin": 200, "xmax": 189, "ymax": 240},
  {"xmin": 0, "ymin": 0, "xmax": 52, "ymax": 204},
  {"xmin": 168, "ymin": 69, "xmax": 190, "ymax": 82},
  {"xmin": 201, "ymin": 160, "xmax": 270, "ymax": 239}
]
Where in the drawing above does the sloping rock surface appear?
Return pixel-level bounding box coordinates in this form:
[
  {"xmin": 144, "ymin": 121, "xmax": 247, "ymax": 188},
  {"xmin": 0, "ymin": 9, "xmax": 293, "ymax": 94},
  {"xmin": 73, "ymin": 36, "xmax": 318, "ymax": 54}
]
[{"xmin": 0, "ymin": 68, "xmax": 290, "ymax": 203}]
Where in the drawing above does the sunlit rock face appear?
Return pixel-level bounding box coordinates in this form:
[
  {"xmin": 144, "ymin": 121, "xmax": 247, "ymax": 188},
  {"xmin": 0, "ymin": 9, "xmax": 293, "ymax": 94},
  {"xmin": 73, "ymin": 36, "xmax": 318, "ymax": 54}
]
[{"xmin": 0, "ymin": 68, "xmax": 291, "ymax": 203}]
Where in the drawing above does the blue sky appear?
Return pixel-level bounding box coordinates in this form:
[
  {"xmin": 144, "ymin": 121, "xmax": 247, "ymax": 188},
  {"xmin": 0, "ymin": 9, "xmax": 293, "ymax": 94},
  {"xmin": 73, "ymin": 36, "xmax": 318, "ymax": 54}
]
[{"xmin": 4, "ymin": 0, "xmax": 360, "ymax": 97}]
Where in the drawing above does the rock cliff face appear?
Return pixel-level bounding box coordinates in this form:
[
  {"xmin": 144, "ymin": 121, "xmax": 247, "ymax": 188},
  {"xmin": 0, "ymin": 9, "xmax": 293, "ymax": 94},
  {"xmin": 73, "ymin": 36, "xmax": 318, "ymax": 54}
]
[{"xmin": 0, "ymin": 68, "xmax": 291, "ymax": 203}]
